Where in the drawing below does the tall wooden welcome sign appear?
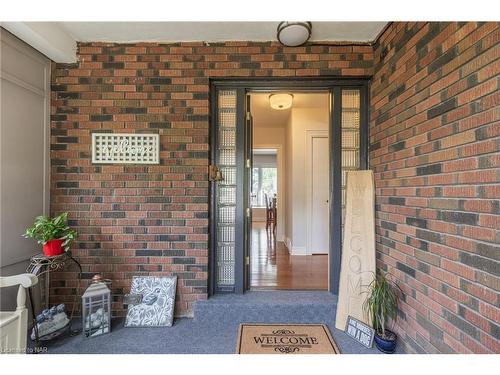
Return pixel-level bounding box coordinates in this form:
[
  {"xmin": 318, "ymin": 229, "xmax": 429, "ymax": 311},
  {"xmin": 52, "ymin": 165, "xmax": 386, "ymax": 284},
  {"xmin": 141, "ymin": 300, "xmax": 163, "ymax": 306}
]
[{"xmin": 335, "ymin": 170, "xmax": 376, "ymax": 330}]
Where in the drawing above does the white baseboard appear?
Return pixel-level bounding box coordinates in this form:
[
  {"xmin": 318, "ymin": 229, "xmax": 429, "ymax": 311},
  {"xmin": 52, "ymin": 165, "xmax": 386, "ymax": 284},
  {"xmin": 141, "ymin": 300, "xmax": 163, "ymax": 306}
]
[
  {"xmin": 284, "ymin": 237, "xmax": 307, "ymax": 256},
  {"xmin": 290, "ymin": 246, "xmax": 307, "ymax": 255}
]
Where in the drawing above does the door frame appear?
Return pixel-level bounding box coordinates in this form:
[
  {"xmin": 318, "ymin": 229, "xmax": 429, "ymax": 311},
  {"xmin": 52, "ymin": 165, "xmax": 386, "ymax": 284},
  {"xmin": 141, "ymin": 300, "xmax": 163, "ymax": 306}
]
[
  {"xmin": 209, "ymin": 77, "xmax": 369, "ymax": 296},
  {"xmin": 305, "ymin": 129, "xmax": 330, "ymax": 256}
]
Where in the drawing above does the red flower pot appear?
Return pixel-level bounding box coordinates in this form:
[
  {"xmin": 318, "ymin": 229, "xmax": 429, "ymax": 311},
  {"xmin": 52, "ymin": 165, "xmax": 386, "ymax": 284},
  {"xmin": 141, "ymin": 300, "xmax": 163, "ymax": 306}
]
[{"xmin": 43, "ymin": 239, "xmax": 65, "ymax": 256}]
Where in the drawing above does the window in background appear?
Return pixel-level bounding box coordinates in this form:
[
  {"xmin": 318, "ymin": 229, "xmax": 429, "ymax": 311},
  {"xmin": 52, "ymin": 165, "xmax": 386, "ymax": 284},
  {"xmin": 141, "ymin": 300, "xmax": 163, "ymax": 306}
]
[{"xmin": 251, "ymin": 167, "xmax": 277, "ymax": 207}]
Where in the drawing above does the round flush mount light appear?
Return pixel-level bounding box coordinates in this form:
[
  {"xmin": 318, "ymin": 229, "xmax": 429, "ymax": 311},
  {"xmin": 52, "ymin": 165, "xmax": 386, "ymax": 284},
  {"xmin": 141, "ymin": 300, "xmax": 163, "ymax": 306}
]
[
  {"xmin": 277, "ymin": 22, "xmax": 312, "ymax": 47},
  {"xmin": 269, "ymin": 93, "xmax": 293, "ymax": 110}
]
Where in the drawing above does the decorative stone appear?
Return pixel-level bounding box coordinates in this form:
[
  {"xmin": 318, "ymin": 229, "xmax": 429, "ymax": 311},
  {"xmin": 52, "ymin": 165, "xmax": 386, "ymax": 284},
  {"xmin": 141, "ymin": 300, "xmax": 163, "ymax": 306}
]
[
  {"xmin": 31, "ymin": 304, "xmax": 69, "ymax": 340},
  {"xmin": 84, "ymin": 308, "xmax": 109, "ymax": 330}
]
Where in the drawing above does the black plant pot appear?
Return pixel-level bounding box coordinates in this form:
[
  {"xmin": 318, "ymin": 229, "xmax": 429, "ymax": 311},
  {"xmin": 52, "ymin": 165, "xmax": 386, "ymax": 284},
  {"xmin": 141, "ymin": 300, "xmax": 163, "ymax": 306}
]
[{"xmin": 374, "ymin": 329, "xmax": 397, "ymax": 353}]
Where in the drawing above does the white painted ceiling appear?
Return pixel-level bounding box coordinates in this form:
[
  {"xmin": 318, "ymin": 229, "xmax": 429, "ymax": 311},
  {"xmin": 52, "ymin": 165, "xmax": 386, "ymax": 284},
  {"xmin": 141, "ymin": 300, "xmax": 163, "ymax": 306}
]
[
  {"xmin": 251, "ymin": 92, "xmax": 329, "ymax": 129},
  {"xmin": 58, "ymin": 22, "xmax": 387, "ymax": 43}
]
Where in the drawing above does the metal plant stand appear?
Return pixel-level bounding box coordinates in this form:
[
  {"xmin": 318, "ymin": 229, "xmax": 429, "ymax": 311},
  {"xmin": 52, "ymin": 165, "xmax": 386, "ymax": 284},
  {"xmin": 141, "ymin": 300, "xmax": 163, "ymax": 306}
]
[{"xmin": 26, "ymin": 252, "xmax": 82, "ymax": 348}]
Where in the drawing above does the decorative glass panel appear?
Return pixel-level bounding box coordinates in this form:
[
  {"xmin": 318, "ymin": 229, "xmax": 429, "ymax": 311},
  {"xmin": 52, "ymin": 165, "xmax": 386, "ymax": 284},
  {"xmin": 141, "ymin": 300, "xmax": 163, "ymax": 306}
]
[
  {"xmin": 219, "ymin": 110, "xmax": 236, "ymax": 127},
  {"xmin": 341, "ymin": 111, "xmax": 360, "ymax": 128},
  {"xmin": 216, "ymin": 90, "xmax": 237, "ymax": 287},
  {"xmin": 341, "ymin": 150, "xmax": 359, "ymax": 168},
  {"xmin": 219, "ymin": 186, "xmax": 236, "ymax": 205},
  {"xmin": 219, "ymin": 206, "xmax": 236, "ymax": 224},
  {"xmin": 219, "ymin": 149, "xmax": 236, "ymax": 165},
  {"xmin": 220, "ymin": 167, "xmax": 236, "ymax": 185},
  {"xmin": 218, "ymin": 226, "xmax": 235, "ymax": 243},
  {"xmin": 219, "ymin": 91, "xmax": 237, "ymax": 108},
  {"xmin": 342, "ymin": 129, "xmax": 359, "ymax": 148},
  {"xmin": 341, "ymin": 90, "xmax": 361, "ymax": 241},
  {"xmin": 219, "ymin": 128, "xmax": 236, "ymax": 146},
  {"xmin": 342, "ymin": 90, "xmax": 361, "ymax": 108},
  {"xmin": 218, "ymin": 265, "xmax": 234, "ymax": 286}
]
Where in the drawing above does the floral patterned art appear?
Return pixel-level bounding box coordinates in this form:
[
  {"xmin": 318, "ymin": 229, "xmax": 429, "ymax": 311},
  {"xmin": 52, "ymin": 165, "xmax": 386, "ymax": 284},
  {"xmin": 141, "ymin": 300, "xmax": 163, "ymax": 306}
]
[{"xmin": 124, "ymin": 276, "xmax": 177, "ymax": 327}]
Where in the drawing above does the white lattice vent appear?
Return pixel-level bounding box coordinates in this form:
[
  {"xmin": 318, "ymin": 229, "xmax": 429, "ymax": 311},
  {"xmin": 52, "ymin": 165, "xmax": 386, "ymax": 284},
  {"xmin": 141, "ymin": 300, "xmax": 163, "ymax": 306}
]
[{"xmin": 92, "ymin": 133, "xmax": 160, "ymax": 164}]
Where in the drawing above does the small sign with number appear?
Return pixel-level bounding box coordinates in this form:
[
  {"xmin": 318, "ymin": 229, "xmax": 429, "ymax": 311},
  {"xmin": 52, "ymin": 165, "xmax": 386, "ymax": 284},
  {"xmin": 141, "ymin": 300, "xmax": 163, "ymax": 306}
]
[{"xmin": 345, "ymin": 316, "xmax": 375, "ymax": 348}]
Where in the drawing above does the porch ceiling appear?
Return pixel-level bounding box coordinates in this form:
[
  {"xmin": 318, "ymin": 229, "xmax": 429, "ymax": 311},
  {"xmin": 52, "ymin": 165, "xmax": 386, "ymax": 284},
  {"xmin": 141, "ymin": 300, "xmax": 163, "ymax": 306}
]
[
  {"xmin": 59, "ymin": 21, "xmax": 387, "ymax": 43},
  {"xmin": 1, "ymin": 21, "xmax": 386, "ymax": 63}
]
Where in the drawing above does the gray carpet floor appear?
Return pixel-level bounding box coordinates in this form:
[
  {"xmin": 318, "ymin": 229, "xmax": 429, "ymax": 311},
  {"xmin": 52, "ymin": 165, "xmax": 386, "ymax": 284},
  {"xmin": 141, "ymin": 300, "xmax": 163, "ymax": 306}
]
[{"xmin": 35, "ymin": 291, "xmax": 404, "ymax": 354}]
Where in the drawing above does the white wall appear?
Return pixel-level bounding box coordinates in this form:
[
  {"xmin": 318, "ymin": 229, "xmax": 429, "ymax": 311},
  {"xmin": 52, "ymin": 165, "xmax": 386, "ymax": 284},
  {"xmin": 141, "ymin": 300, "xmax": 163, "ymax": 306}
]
[
  {"xmin": 284, "ymin": 107, "xmax": 329, "ymax": 255},
  {"xmin": 253, "ymin": 126, "xmax": 285, "ymax": 146},
  {"xmin": 285, "ymin": 113, "xmax": 293, "ymax": 251},
  {"xmin": 0, "ymin": 29, "xmax": 50, "ymax": 311}
]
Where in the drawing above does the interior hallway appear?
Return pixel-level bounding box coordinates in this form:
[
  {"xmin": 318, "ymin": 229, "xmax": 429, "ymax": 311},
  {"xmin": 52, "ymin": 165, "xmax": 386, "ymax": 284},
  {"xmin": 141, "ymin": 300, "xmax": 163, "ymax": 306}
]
[{"xmin": 250, "ymin": 222, "xmax": 328, "ymax": 290}]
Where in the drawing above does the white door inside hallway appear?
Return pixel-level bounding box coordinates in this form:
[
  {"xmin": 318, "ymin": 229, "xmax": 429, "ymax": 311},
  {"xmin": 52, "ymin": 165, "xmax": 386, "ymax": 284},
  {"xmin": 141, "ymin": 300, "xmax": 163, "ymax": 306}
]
[{"xmin": 310, "ymin": 135, "xmax": 329, "ymax": 254}]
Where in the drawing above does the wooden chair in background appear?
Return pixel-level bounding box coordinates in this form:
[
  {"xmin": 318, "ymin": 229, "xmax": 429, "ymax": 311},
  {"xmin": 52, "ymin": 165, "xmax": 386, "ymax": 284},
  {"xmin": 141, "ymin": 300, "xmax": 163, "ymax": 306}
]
[{"xmin": 265, "ymin": 193, "xmax": 277, "ymax": 234}]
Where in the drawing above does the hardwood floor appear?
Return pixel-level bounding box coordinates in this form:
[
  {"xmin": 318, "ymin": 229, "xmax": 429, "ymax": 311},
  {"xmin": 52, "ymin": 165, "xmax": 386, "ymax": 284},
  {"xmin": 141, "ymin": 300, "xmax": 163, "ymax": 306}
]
[{"xmin": 250, "ymin": 222, "xmax": 328, "ymax": 290}]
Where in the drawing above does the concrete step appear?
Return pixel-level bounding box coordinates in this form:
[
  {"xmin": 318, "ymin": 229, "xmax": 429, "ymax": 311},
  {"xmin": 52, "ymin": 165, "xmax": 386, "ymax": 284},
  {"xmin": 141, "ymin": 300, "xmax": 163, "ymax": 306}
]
[{"xmin": 193, "ymin": 291, "xmax": 338, "ymax": 324}]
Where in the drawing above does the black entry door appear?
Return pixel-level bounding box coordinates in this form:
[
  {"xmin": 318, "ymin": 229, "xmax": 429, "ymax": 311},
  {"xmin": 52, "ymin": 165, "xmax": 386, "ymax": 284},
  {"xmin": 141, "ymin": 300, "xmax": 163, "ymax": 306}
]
[{"xmin": 244, "ymin": 93, "xmax": 253, "ymax": 291}]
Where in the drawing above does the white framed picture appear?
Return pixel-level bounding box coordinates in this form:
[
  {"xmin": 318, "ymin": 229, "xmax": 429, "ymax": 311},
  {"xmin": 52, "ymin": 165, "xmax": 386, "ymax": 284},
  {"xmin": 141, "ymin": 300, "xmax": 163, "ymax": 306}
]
[{"xmin": 124, "ymin": 276, "xmax": 177, "ymax": 327}]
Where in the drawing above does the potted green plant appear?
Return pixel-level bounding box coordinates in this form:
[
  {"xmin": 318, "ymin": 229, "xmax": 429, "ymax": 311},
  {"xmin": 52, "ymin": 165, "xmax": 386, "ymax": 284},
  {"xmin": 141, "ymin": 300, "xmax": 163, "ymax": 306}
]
[
  {"xmin": 24, "ymin": 212, "xmax": 77, "ymax": 256},
  {"xmin": 363, "ymin": 271, "xmax": 402, "ymax": 353}
]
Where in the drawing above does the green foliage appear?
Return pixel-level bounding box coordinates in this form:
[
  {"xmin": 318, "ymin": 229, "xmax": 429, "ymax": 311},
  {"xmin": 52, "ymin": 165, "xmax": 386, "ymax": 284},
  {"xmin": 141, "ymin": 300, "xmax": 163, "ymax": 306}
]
[
  {"xmin": 363, "ymin": 271, "xmax": 402, "ymax": 337},
  {"xmin": 23, "ymin": 212, "xmax": 77, "ymax": 251}
]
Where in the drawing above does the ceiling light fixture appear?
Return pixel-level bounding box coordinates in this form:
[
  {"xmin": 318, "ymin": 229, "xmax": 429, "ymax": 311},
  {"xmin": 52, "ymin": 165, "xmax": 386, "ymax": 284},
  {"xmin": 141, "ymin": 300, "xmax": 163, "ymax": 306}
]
[
  {"xmin": 269, "ymin": 93, "xmax": 293, "ymax": 110},
  {"xmin": 277, "ymin": 22, "xmax": 312, "ymax": 47}
]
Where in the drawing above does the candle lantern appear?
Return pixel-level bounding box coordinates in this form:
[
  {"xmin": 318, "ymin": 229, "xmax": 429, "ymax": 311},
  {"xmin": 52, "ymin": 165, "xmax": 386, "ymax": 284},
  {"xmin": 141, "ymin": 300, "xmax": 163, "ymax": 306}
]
[{"xmin": 82, "ymin": 276, "xmax": 111, "ymax": 337}]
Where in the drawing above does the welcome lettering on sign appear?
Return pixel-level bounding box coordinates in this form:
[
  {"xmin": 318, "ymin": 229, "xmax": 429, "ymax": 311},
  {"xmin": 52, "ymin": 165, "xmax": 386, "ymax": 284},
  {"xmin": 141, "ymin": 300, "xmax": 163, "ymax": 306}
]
[
  {"xmin": 335, "ymin": 171, "xmax": 376, "ymax": 331},
  {"xmin": 91, "ymin": 133, "xmax": 159, "ymax": 164},
  {"xmin": 101, "ymin": 139, "xmax": 152, "ymax": 158}
]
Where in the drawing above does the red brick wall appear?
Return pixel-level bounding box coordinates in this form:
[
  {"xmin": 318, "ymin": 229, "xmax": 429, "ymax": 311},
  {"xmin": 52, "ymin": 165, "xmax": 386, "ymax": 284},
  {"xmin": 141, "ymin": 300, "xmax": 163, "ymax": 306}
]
[
  {"xmin": 370, "ymin": 22, "xmax": 499, "ymax": 353},
  {"xmin": 50, "ymin": 42, "xmax": 374, "ymax": 316}
]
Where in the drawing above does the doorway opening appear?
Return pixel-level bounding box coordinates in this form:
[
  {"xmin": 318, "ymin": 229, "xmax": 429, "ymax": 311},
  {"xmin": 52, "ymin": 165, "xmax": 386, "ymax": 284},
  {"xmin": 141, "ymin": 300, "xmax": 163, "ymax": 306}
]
[
  {"xmin": 208, "ymin": 79, "xmax": 368, "ymax": 296},
  {"xmin": 249, "ymin": 92, "xmax": 330, "ymax": 290}
]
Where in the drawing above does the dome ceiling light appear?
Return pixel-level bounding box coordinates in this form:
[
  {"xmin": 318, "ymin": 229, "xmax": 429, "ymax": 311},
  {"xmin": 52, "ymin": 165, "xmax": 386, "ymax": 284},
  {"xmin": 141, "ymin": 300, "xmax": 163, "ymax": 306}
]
[
  {"xmin": 269, "ymin": 93, "xmax": 293, "ymax": 110},
  {"xmin": 277, "ymin": 22, "xmax": 312, "ymax": 47}
]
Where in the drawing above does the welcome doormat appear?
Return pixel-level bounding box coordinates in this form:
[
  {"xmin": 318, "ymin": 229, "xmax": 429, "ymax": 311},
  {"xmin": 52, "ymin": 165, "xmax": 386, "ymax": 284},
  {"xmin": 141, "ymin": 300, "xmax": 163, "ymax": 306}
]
[{"xmin": 236, "ymin": 324, "xmax": 340, "ymax": 354}]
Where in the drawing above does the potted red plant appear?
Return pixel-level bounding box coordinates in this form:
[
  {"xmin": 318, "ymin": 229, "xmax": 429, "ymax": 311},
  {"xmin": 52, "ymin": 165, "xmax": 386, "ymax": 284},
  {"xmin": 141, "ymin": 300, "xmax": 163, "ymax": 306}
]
[{"xmin": 24, "ymin": 212, "xmax": 77, "ymax": 256}]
